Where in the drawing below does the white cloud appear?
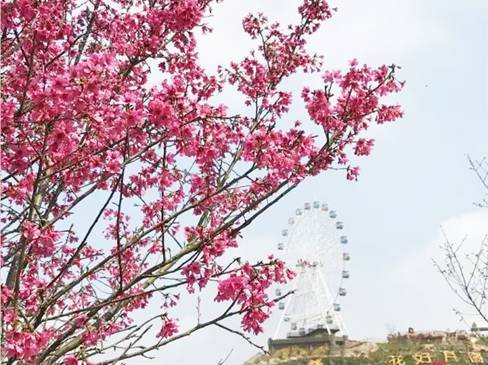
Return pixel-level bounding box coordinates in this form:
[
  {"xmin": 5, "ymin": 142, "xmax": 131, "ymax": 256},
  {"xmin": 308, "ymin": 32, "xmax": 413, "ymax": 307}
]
[
  {"xmin": 389, "ymin": 210, "xmax": 488, "ymax": 333},
  {"xmin": 436, "ymin": 210, "xmax": 488, "ymax": 252}
]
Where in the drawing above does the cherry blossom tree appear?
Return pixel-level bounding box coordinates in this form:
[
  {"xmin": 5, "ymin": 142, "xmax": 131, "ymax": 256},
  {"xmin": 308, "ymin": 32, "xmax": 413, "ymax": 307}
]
[{"xmin": 0, "ymin": 0, "xmax": 403, "ymax": 363}]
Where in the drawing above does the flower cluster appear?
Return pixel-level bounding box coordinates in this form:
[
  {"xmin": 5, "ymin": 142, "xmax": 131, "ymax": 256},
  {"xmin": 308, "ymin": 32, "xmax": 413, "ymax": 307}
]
[
  {"xmin": 157, "ymin": 317, "xmax": 179, "ymax": 338},
  {"xmin": 216, "ymin": 259, "xmax": 294, "ymax": 334}
]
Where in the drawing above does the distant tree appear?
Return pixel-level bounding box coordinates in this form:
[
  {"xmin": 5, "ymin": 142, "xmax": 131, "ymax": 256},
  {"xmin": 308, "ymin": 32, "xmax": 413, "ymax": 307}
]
[
  {"xmin": 436, "ymin": 156, "xmax": 488, "ymax": 325},
  {"xmin": 0, "ymin": 0, "xmax": 403, "ymax": 363},
  {"xmin": 468, "ymin": 156, "xmax": 488, "ymax": 208}
]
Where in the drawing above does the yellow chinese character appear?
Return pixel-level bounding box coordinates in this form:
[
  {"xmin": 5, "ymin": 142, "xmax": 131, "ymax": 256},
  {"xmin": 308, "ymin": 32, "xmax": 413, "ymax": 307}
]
[
  {"xmin": 414, "ymin": 352, "xmax": 432, "ymax": 364},
  {"xmin": 308, "ymin": 360, "xmax": 322, "ymax": 365},
  {"xmin": 276, "ymin": 348, "xmax": 289, "ymax": 359},
  {"xmin": 468, "ymin": 352, "xmax": 484, "ymax": 363},
  {"xmin": 388, "ymin": 355, "xmax": 406, "ymax": 365},
  {"xmin": 443, "ymin": 351, "xmax": 458, "ymax": 362}
]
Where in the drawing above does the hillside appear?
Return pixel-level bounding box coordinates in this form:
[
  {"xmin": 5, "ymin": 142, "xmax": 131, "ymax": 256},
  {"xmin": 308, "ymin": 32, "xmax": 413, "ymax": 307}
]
[{"xmin": 243, "ymin": 330, "xmax": 488, "ymax": 365}]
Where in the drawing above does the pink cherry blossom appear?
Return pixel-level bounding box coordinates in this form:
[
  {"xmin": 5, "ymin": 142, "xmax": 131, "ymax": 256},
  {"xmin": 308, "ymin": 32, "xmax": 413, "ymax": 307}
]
[
  {"xmin": 157, "ymin": 318, "xmax": 179, "ymax": 338},
  {"xmin": 355, "ymin": 138, "xmax": 375, "ymax": 156},
  {"xmin": 64, "ymin": 355, "xmax": 79, "ymax": 365}
]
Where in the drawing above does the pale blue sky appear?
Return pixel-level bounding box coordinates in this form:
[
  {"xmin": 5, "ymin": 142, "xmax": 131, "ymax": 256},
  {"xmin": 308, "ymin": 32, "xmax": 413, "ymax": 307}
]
[{"xmin": 130, "ymin": 1, "xmax": 488, "ymax": 364}]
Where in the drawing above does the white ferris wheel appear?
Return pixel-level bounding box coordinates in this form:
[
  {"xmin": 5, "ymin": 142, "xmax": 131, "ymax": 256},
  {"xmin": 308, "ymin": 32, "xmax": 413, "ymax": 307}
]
[{"xmin": 273, "ymin": 201, "xmax": 350, "ymax": 339}]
